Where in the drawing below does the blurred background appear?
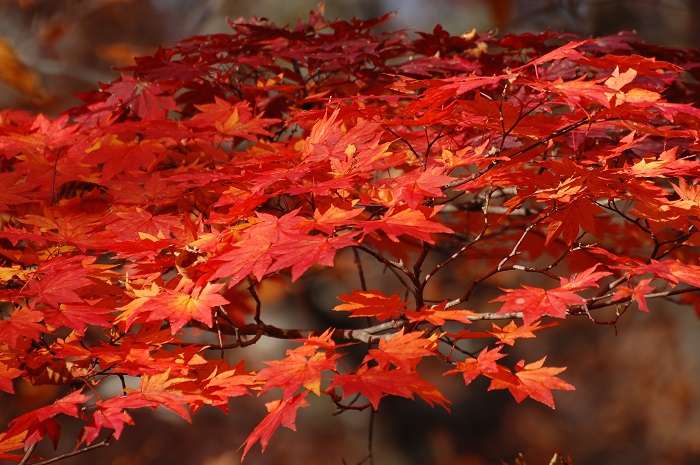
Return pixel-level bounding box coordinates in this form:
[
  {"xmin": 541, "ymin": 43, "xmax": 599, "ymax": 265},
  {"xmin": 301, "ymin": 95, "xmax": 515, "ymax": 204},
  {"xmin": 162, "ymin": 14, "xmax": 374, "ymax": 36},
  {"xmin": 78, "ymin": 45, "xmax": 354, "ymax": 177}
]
[{"xmin": 2, "ymin": 1, "xmax": 700, "ymax": 464}]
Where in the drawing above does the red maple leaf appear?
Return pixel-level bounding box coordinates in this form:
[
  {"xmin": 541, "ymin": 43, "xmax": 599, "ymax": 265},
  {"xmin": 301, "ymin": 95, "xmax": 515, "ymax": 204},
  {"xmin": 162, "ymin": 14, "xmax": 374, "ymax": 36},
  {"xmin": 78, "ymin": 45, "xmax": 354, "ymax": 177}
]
[
  {"xmin": 4, "ymin": 8, "xmax": 700, "ymax": 463},
  {"xmin": 333, "ymin": 289, "xmax": 408, "ymax": 321},
  {"xmin": 611, "ymin": 278, "xmax": 655, "ymax": 312},
  {"xmin": 241, "ymin": 392, "xmax": 310, "ymax": 459},
  {"xmin": 0, "ymin": 307, "xmax": 45, "ymax": 349},
  {"xmin": 0, "ymin": 354, "xmax": 22, "ymax": 393},
  {"xmin": 80, "ymin": 401, "xmax": 134, "ymax": 445},
  {"xmin": 256, "ymin": 347, "xmax": 340, "ymax": 398},
  {"xmin": 636, "ymin": 260, "xmax": 700, "ymax": 288},
  {"xmin": 201, "ymin": 360, "xmax": 257, "ymax": 412},
  {"xmin": 444, "ymin": 346, "xmax": 506, "ymax": 385},
  {"xmin": 403, "ymin": 301, "xmax": 477, "ymax": 326},
  {"xmin": 186, "ymin": 98, "xmax": 279, "ymax": 139},
  {"xmin": 117, "ymin": 281, "xmax": 229, "ymax": 334},
  {"xmin": 543, "ymin": 198, "xmax": 602, "ymax": 246},
  {"xmin": 42, "ymin": 302, "xmax": 114, "ymax": 335},
  {"xmin": 366, "ymin": 329, "xmax": 438, "ymax": 371},
  {"xmin": 329, "ymin": 365, "xmax": 449, "ymax": 410},
  {"xmin": 25, "ymin": 257, "xmax": 94, "ymax": 308},
  {"xmin": 367, "ymin": 205, "xmax": 454, "ymax": 244},
  {"xmin": 386, "ymin": 166, "xmax": 455, "ymax": 209},
  {"xmin": 493, "ymin": 265, "xmax": 611, "ymax": 325},
  {"xmin": 487, "ymin": 357, "xmax": 575, "ymax": 408},
  {"xmin": 103, "ymin": 75, "xmax": 179, "ymax": 120}
]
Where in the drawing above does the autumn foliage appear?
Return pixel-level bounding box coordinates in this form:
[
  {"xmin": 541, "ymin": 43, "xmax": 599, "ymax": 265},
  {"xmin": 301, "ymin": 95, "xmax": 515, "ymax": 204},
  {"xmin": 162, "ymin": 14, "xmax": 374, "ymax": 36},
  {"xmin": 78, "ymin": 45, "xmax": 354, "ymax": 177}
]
[{"xmin": 2, "ymin": 4, "xmax": 700, "ymax": 462}]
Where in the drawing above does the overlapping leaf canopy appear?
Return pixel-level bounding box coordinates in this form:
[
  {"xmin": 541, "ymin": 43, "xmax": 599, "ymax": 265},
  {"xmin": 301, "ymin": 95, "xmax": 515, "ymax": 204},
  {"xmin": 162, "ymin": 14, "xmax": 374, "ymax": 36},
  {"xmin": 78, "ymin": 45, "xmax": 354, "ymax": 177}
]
[{"xmin": 2, "ymin": 5, "xmax": 700, "ymax": 461}]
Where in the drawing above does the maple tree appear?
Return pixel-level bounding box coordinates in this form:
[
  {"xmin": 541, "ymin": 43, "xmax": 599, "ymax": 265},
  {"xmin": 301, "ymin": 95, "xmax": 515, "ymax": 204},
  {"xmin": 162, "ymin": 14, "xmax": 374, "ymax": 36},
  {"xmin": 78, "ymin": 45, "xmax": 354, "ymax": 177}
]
[{"xmin": 2, "ymin": 4, "xmax": 700, "ymax": 463}]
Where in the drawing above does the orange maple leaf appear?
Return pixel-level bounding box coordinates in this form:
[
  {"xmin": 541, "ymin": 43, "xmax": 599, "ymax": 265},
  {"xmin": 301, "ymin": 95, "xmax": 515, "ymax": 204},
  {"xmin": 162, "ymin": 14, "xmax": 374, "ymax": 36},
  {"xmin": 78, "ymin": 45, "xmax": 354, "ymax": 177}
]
[
  {"xmin": 487, "ymin": 321, "xmax": 557, "ymax": 346},
  {"xmin": 404, "ymin": 301, "xmax": 477, "ymax": 325},
  {"xmin": 257, "ymin": 348, "xmax": 339, "ymax": 398},
  {"xmin": 117, "ymin": 281, "xmax": 229, "ymax": 334},
  {"xmin": 333, "ymin": 289, "xmax": 408, "ymax": 321},
  {"xmin": 487, "ymin": 357, "xmax": 575, "ymax": 408},
  {"xmin": 366, "ymin": 329, "xmax": 438, "ymax": 371}
]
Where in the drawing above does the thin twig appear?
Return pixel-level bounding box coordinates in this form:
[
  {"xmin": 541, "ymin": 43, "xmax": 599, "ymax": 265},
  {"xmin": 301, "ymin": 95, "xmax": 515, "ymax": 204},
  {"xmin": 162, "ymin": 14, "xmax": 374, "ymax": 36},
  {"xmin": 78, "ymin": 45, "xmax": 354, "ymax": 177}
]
[
  {"xmin": 19, "ymin": 443, "xmax": 36, "ymax": 465},
  {"xmin": 33, "ymin": 440, "xmax": 110, "ymax": 465}
]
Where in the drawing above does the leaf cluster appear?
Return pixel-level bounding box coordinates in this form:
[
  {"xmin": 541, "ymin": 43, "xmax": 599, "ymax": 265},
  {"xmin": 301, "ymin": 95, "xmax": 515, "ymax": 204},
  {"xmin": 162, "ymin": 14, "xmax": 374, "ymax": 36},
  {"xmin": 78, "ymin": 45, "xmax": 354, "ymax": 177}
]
[{"xmin": 2, "ymin": 4, "xmax": 700, "ymax": 462}]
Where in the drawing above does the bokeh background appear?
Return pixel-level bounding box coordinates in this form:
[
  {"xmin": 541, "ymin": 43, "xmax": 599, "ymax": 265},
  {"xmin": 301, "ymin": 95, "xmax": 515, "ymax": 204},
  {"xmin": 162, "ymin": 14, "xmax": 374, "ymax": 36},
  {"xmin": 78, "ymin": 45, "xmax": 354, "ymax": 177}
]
[{"xmin": 2, "ymin": 1, "xmax": 700, "ymax": 464}]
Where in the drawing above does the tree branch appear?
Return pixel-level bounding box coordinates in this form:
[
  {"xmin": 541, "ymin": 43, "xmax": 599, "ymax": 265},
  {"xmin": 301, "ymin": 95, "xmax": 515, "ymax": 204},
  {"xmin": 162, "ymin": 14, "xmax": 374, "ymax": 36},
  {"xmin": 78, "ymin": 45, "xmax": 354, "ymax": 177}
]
[{"xmin": 32, "ymin": 440, "xmax": 110, "ymax": 465}]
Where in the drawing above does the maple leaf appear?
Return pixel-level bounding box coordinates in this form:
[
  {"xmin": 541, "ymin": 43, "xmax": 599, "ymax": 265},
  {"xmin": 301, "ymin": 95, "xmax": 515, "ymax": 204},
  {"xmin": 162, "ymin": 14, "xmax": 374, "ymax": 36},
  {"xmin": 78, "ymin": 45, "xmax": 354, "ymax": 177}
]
[
  {"xmin": 0, "ymin": 171, "xmax": 42, "ymax": 209},
  {"xmin": 402, "ymin": 74, "xmax": 510, "ymax": 115},
  {"xmin": 114, "ymin": 282, "xmax": 161, "ymax": 330},
  {"xmin": 103, "ymin": 75, "xmax": 179, "ymax": 120},
  {"xmin": 387, "ymin": 166, "xmax": 455, "ymax": 209},
  {"xmin": 293, "ymin": 328, "xmax": 352, "ymax": 354},
  {"xmin": 672, "ymin": 178, "xmax": 700, "ymax": 205},
  {"xmin": 444, "ymin": 346, "xmax": 506, "ymax": 385},
  {"xmin": 117, "ymin": 281, "xmax": 229, "ymax": 334},
  {"xmin": 635, "ymin": 260, "xmax": 700, "ymax": 288},
  {"xmin": 186, "ymin": 98, "xmax": 279, "ymax": 139},
  {"xmin": 0, "ymin": 307, "xmax": 45, "ymax": 349},
  {"xmin": 526, "ymin": 75, "xmax": 612, "ymax": 109},
  {"xmin": 6, "ymin": 390, "xmax": 90, "ymax": 449},
  {"xmin": 611, "ymin": 278, "xmax": 655, "ymax": 312},
  {"xmin": 488, "ymin": 321, "xmax": 557, "ymax": 346},
  {"xmin": 105, "ymin": 207, "xmax": 182, "ymax": 241},
  {"xmin": 201, "ymin": 360, "xmax": 257, "ymax": 412},
  {"xmin": 241, "ymin": 392, "xmax": 310, "ymax": 459},
  {"xmin": 80, "ymin": 402, "xmax": 134, "ymax": 445},
  {"xmin": 211, "ymin": 235, "xmax": 275, "ymax": 284},
  {"xmin": 154, "ymin": 282, "xmax": 230, "ymax": 334},
  {"xmin": 366, "ymin": 329, "xmax": 438, "ymax": 371},
  {"xmin": 0, "ymin": 430, "xmax": 27, "ymax": 461},
  {"xmin": 487, "ymin": 357, "xmax": 575, "ymax": 408},
  {"xmin": 267, "ymin": 233, "xmax": 358, "ymax": 281},
  {"xmin": 333, "ymin": 289, "xmax": 408, "ymax": 321},
  {"xmin": 42, "ymin": 302, "xmax": 114, "ymax": 335},
  {"xmin": 133, "ymin": 369, "xmax": 195, "ymax": 421},
  {"xmin": 312, "ymin": 204, "xmax": 364, "ymax": 234},
  {"xmin": 492, "ymin": 285, "xmax": 581, "ymax": 326},
  {"xmin": 0, "ymin": 356, "xmax": 22, "ymax": 394},
  {"xmin": 211, "ymin": 209, "xmax": 321, "ymax": 283},
  {"xmin": 515, "ymin": 39, "xmax": 592, "ymax": 70},
  {"xmin": 543, "ymin": 198, "xmax": 602, "ymax": 246},
  {"xmin": 493, "ymin": 265, "xmax": 611, "ymax": 325},
  {"xmin": 329, "ymin": 365, "xmax": 449, "ymax": 410},
  {"xmin": 26, "ymin": 264, "xmax": 92, "ymax": 307},
  {"xmin": 403, "ymin": 301, "xmax": 477, "ymax": 325},
  {"xmin": 558, "ymin": 265, "xmax": 612, "ymax": 291},
  {"xmin": 86, "ymin": 135, "xmax": 167, "ymax": 181},
  {"xmin": 257, "ymin": 347, "xmax": 339, "ymax": 398},
  {"xmin": 603, "ymin": 66, "xmax": 638, "ymax": 93},
  {"xmin": 364, "ymin": 205, "xmax": 453, "ymax": 244}
]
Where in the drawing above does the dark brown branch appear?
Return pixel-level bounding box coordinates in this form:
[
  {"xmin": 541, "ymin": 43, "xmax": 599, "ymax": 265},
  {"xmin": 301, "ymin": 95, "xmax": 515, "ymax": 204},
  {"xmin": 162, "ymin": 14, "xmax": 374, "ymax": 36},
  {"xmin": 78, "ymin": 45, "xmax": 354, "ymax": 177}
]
[
  {"xmin": 32, "ymin": 440, "xmax": 110, "ymax": 465},
  {"xmin": 184, "ymin": 286, "xmax": 700, "ymax": 350},
  {"xmin": 585, "ymin": 285, "xmax": 699, "ymax": 311}
]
